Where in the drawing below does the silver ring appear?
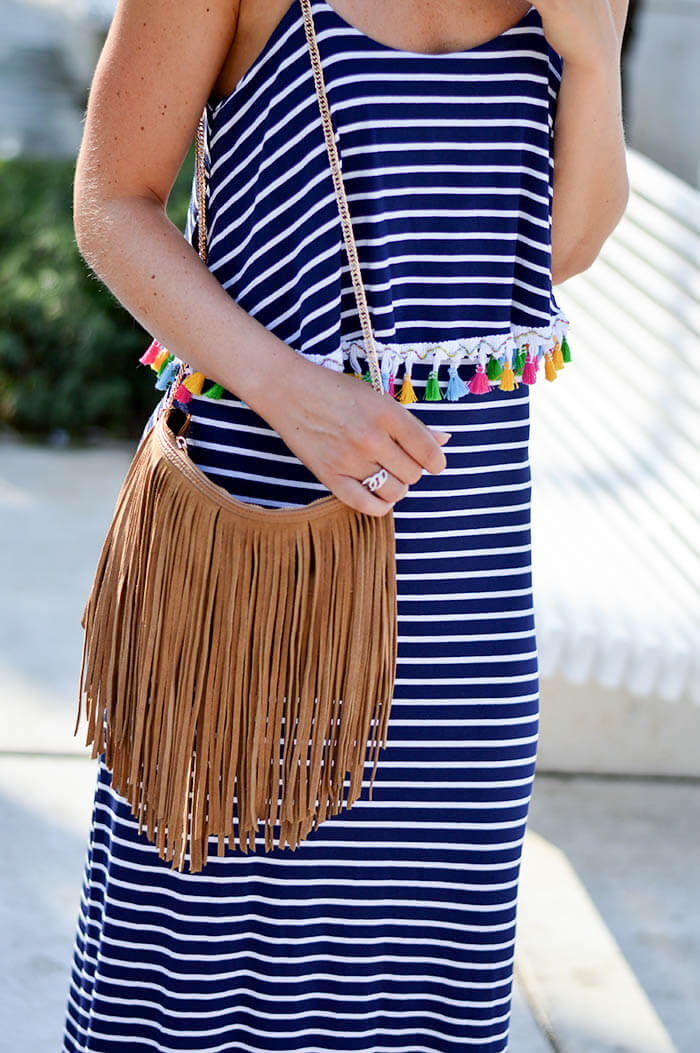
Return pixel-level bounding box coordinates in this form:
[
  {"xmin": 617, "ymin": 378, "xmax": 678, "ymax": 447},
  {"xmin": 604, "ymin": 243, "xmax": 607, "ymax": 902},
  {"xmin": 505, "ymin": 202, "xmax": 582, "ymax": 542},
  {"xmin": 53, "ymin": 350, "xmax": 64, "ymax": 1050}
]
[{"xmin": 361, "ymin": 467, "xmax": 389, "ymax": 492}]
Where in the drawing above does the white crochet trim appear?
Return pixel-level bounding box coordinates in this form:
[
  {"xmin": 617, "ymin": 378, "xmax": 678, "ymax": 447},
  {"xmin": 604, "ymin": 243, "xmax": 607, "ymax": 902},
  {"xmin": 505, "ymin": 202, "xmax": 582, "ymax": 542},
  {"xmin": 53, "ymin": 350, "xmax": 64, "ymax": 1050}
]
[
  {"xmin": 158, "ymin": 313, "xmax": 570, "ymax": 399},
  {"xmin": 298, "ymin": 314, "xmax": 570, "ymax": 381}
]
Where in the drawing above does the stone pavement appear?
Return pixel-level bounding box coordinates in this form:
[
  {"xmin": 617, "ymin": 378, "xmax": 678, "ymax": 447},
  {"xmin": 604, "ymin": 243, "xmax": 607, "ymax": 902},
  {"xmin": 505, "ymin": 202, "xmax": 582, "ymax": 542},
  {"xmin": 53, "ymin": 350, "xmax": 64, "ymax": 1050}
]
[{"xmin": 0, "ymin": 435, "xmax": 696, "ymax": 1051}]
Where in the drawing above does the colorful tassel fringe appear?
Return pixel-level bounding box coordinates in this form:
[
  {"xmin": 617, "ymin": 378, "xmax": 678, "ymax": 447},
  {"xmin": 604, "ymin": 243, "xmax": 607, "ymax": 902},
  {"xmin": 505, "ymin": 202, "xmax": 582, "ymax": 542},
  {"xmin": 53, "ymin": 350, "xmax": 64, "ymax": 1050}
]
[
  {"xmin": 499, "ymin": 360, "xmax": 516, "ymax": 391},
  {"xmin": 139, "ymin": 339, "xmax": 161, "ymax": 366},
  {"xmin": 397, "ymin": 373, "xmax": 418, "ymax": 404},
  {"xmin": 424, "ymin": 370, "xmax": 443, "ymax": 401},
  {"xmin": 138, "ymin": 340, "xmax": 234, "ymax": 408},
  {"xmin": 521, "ymin": 350, "xmax": 537, "ymax": 385},
  {"xmin": 154, "ymin": 358, "xmax": 179, "ymax": 390},
  {"xmin": 139, "ymin": 330, "xmax": 571, "ymax": 411},
  {"xmin": 486, "ymin": 356, "xmax": 503, "ymax": 381},
  {"xmin": 203, "ymin": 382, "xmax": 225, "ymax": 399},
  {"xmin": 544, "ymin": 352, "xmax": 557, "ymax": 382},
  {"xmin": 468, "ymin": 363, "xmax": 490, "ymax": 395},
  {"xmin": 445, "ymin": 365, "xmax": 468, "ymax": 401},
  {"xmin": 183, "ymin": 371, "xmax": 206, "ymax": 395}
]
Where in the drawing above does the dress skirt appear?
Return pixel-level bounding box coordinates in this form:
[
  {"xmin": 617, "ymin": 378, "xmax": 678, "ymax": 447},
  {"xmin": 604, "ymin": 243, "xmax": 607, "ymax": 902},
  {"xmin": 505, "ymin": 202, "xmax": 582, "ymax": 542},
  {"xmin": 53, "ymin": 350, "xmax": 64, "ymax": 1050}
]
[{"xmin": 63, "ymin": 372, "xmax": 539, "ymax": 1053}]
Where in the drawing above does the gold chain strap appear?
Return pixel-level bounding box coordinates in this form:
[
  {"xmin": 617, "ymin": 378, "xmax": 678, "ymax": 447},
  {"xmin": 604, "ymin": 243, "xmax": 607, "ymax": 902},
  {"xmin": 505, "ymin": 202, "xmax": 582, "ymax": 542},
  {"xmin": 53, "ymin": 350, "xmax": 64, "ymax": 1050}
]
[
  {"xmin": 195, "ymin": 116, "xmax": 208, "ymax": 265},
  {"xmin": 163, "ymin": 0, "xmax": 385, "ymax": 413},
  {"xmin": 299, "ymin": 0, "xmax": 383, "ymax": 395},
  {"xmin": 161, "ymin": 117, "xmax": 208, "ymax": 415}
]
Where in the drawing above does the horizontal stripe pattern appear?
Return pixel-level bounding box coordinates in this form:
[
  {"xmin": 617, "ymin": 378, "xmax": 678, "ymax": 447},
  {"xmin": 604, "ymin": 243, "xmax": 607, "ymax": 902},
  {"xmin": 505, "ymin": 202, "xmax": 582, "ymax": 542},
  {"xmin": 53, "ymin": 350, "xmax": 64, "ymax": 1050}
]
[
  {"xmin": 64, "ymin": 386, "xmax": 539, "ymax": 1052},
  {"xmin": 181, "ymin": 0, "xmax": 564, "ymax": 389}
]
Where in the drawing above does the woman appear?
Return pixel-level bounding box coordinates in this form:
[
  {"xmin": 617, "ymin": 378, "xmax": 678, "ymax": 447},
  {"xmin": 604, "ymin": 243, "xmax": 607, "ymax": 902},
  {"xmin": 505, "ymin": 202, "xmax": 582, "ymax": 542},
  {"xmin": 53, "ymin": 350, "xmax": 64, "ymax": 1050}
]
[{"xmin": 64, "ymin": 1, "xmax": 629, "ymax": 1050}]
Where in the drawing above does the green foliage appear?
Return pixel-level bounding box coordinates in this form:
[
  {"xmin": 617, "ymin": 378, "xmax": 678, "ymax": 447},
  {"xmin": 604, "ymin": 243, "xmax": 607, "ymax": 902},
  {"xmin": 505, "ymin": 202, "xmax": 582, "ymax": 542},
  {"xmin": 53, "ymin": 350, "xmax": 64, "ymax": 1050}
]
[{"xmin": 0, "ymin": 149, "xmax": 195, "ymax": 441}]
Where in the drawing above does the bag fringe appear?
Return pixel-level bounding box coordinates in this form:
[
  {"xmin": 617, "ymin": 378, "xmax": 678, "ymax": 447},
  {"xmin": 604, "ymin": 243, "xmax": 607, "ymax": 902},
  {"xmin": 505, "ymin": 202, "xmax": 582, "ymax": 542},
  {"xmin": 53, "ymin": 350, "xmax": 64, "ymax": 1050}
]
[{"xmin": 76, "ymin": 414, "xmax": 397, "ymax": 873}]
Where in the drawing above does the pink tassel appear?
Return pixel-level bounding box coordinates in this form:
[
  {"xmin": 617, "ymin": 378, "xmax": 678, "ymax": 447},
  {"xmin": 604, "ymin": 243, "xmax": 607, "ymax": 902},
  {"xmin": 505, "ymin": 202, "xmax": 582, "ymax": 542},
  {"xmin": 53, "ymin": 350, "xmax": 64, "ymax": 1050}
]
[
  {"xmin": 388, "ymin": 374, "xmax": 395, "ymax": 398},
  {"xmin": 522, "ymin": 351, "xmax": 537, "ymax": 385},
  {"xmin": 139, "ymin": 339, "xmax": 162, "ymax": 366},
  {"xmin": 468, "ymin": 363, "xmax": 490, "ymax": 394},
  {"xmin": 174, "ymin": 383, "xmax": 193, "ymax": 405}
]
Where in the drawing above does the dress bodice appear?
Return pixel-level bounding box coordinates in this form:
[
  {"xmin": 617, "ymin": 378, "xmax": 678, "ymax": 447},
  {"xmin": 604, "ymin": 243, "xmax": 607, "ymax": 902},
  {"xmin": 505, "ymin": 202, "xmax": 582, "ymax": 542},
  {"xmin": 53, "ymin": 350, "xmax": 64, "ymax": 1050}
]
[{"xmin": 178, "ymin": 0, "xmax": 570, "ymax": 397}]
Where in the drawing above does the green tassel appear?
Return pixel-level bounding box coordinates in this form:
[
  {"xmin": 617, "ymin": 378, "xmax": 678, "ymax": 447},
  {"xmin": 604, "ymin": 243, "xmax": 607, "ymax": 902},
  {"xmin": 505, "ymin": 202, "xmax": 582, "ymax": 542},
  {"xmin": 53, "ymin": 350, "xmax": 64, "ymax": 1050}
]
[
  {"xmin": 514, "ymin": 348, "xmax": 526, "ymax": 376},
  {"xmin": 561, "ymin": 335, "xmax": 571, "ymax": 363},
  {"xmin": 424, "ymin": 369, "xmax": 443, "ymax": 401},
  {"xmin": 203, "ymin": 383, "xmax": 224, "ymax": 399},
  {"xmin": 486, "ymin": 355, "xmax": 503, "ymax": 381},
  {"xmin": 362, "ymin": 370, "xmax": 373, "ymax": 384}
]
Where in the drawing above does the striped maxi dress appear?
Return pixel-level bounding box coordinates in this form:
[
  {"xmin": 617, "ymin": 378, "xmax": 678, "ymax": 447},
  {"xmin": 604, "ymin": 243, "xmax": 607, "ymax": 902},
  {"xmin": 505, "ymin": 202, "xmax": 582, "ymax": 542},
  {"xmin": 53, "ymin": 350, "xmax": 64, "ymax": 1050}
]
[{"xmin": 63, "ymin": 1, "xmax": 569, "ymax": 1050}]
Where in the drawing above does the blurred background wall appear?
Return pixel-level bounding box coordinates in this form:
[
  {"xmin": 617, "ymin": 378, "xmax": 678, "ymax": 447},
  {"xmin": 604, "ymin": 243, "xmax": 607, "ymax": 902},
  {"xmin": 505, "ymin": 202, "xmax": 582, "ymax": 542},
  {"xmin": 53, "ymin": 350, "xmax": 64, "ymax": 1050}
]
[{"xmin": 624, "ymin": 0, "xmax": 700, "ymax": 188}]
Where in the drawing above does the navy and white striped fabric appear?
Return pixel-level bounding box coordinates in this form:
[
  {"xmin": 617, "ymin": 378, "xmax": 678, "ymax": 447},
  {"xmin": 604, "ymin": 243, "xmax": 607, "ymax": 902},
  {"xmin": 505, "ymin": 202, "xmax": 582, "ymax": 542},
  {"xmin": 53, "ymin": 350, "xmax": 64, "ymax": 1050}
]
[
  {"xmin": 64, "ymin": 2, "xmax": 555, "ymax": 1049},
  {"xmin": 64, "ymin": 391, "xmax": 539, "ymax": 1053},
  {"xmin": 187, "ymin": 0, "xmax": 566, "ymax": 392}
]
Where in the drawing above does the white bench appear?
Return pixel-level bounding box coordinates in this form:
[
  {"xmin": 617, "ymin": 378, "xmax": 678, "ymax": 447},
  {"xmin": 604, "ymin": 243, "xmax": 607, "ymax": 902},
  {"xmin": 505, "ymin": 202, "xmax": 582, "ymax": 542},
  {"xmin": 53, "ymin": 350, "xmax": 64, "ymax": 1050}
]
[{"xmin": 529, "ymin": 149, "xmax": 700, "ymax": 727}]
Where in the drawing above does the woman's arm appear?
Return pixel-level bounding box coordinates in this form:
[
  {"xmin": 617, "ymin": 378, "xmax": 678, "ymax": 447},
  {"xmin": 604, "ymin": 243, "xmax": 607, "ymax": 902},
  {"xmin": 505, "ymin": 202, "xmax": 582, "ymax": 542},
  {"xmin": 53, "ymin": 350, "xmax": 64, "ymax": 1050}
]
[
  {"xmin": 73, "ymin": 0, "xmax": 448, "ymax": 516},
  {"xmin": 532, "ymin": 0, "xmax": 631, "ymax": 284}
]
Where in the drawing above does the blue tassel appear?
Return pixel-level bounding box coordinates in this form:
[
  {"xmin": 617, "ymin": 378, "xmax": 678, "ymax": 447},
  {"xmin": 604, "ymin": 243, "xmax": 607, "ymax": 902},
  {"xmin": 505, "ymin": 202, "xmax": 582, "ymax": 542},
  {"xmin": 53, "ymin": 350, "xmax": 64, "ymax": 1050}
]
[
  {"xmin": 445, "ymin": 364, "xmax": 469, "ymax": 401},
  {"xmin": 381, "ymin": 367, "xmax": 391, "ymax": 393},
  {"xmin": 154, "ymin": 357, "xmax": 179, "ymax": 390}
]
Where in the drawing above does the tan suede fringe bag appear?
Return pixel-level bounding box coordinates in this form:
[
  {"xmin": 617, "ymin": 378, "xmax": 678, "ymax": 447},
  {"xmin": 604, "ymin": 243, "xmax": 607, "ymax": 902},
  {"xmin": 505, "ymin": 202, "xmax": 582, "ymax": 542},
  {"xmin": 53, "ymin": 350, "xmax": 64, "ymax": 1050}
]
[{"xmin": 73, "ymin": 0, "xmax": 398, "ymax": 874}]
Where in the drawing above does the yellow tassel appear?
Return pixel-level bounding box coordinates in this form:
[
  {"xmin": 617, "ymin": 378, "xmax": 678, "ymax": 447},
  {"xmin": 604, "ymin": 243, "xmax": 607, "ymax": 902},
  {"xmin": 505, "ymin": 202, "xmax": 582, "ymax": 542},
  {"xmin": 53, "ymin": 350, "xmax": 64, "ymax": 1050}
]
[
  {"xmin": 183, "ymin": 371, "xmax": 206, "ymax": 395},
  {"xmin": 397, "ymin": 373, "xmax": 418, "ymax": 404},
  {"xmin": 544, "ymin": 353, "xmax": 557, "ymax": 382},
  {"xmin": 552, "ymin": 341, "xmax": 565, "ymax": 370},
  {"xmin": 499, "ymin": 360, "xmax": 515, "ymax": 391},
  {"xmin": 151, "ymin": 349, "xmax": 170, "ymax": 372}
]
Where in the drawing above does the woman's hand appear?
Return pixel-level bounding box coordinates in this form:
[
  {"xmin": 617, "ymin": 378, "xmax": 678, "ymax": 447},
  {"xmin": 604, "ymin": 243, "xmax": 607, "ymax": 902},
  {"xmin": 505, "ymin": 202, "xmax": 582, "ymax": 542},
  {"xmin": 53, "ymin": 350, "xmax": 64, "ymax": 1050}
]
[
  {"xmin": 530, "ymin": 0, "xmax": 623, "ymax": 70},
  {"xmin": 72, "ymin": 0, "xmax": 449, "ymax": 515},
  {"xmin": 250, "ymin": 354, "xmax": 451, "ymax": 518}
]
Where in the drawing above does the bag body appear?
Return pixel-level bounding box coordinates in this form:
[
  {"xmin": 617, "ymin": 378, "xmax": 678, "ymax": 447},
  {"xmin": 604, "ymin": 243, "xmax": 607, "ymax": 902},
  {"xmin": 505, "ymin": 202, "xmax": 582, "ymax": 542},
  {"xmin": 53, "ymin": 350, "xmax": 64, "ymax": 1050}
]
[{"xmin": 76, "ymin": 404, "xmax": 397, "ymax": 873}]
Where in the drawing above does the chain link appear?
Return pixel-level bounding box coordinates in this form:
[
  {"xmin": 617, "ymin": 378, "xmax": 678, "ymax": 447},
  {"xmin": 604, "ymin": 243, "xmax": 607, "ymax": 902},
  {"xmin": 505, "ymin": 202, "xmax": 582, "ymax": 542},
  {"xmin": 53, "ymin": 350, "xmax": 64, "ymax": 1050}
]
[{"xmin": 299, "ymin": 0, "xmax": 384, "ymax": 396}]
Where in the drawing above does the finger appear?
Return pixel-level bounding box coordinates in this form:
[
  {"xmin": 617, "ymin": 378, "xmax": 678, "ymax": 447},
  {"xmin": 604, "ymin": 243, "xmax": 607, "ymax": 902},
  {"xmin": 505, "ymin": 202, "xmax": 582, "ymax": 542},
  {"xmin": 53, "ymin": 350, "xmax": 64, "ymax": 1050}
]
[
  {"xmin": 388, "ymin": 412, "xmax": 450, "ymax": 475},
  {"xmin": 369, "ymin": 437, "xmax": 429, "ymax": 487},
  {"xmin": 333, "ymin": 475, "xmax": 398, "ymax": 518},
  {"xmin": 373, "ymin": 428, "xmax": 452, "ymax": 487}
]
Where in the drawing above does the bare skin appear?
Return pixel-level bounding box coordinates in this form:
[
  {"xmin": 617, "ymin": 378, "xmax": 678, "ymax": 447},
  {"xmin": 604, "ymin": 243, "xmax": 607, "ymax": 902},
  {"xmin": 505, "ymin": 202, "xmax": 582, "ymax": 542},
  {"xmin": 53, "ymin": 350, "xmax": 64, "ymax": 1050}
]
[
  {"xmin": 216, "ymin": 1, "xmax": 535, "ymax": 96},
  {"xmin": 73, "ymin": 0, "xmax": 630, "ymax": 516}
]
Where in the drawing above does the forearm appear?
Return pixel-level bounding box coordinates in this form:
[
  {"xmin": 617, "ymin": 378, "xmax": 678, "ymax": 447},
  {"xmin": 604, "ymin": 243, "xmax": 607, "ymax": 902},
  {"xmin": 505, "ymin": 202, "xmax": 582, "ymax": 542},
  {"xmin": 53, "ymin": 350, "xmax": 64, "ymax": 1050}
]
[
  {"xmin": 74, "ymin": 191, "xmax": 309, "ymax": 415},
  {"xmin": 550, "ymin": 55, "xmax": 629, "ymax": 284}
]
